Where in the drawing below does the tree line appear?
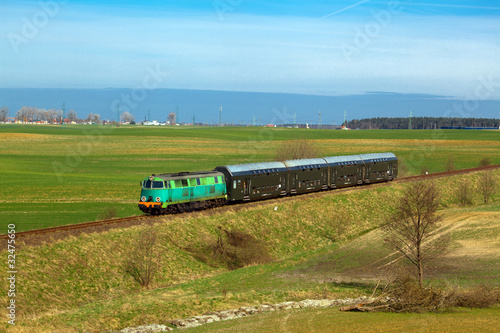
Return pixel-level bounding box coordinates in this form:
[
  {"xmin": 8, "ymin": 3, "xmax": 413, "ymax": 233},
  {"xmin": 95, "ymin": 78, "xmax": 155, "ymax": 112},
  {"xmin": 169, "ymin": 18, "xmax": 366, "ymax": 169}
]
[
  {"xmin": 0, "ymin": 106, "xmax": 135, "ymax": 124},
  {"xmin": 346, "ymin": 117, "xmax": 499, "ymax": 129}
]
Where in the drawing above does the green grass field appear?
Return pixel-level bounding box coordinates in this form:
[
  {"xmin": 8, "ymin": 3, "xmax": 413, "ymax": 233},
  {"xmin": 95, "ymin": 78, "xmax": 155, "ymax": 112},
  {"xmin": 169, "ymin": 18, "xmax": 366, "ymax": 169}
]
[
  {"xmin": 1, "ymin": 125, "xmax": 497, "ymax": 332},
  {"xmin": 1, "ymin": 167, "xmax": 499, "ymax": 332},
  {"xmin": 1, "ymin": 124, "xmax": 498, "ymax": 232}
]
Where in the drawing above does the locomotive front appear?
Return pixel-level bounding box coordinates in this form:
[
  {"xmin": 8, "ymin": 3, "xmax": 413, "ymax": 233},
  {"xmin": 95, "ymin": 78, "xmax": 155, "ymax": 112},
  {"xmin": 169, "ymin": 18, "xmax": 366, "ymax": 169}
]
[{"xmin": 138, "ymin": 175, "xmax": 168, "ymax": 214}]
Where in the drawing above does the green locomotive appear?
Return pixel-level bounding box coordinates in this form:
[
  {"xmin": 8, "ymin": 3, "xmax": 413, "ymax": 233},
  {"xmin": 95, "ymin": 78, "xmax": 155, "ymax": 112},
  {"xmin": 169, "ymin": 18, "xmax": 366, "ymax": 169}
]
[{"xmin": 138, "ymin": 171, "xmax": 227, "ymax": 215}]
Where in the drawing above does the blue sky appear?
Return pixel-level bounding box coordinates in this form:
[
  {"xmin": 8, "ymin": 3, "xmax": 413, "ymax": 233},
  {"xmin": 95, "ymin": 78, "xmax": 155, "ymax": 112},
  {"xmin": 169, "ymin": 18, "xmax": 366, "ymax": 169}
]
[{"xmin": 2, "ymin": 0, "xmax": 500, "ymax": 99}]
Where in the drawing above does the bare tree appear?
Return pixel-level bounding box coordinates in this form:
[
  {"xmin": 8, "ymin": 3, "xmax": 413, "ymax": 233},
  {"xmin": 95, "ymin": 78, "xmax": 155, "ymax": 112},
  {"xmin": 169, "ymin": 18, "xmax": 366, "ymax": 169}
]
[
  {"xmin": 456, "ymin": 178, "xmax": 474, "ymax": 206},
  {"xmin": 275, "ymin": 137, "xmax": 318, "ymax": 161},
  {"xmin": 384, "ymin": 181, "xmax": 444, "ymax": 288},
  {"xmin": 67, "ymin": 110, "xmax": 78, "ymax": 122},
  {"xmin": 86, "ymin": 113, "xmax": 101, "ymax": 124},
  {"xmin": 478, "ymin": 171, "xmax": 497, "ymax": 204},
  {"xmin": 124, "ymin": 227, "xmax": 163, "ymax": 288},
  {"xmin": 120, "ymin": 111, "xmax": 134, "ymax": 123},
  {"xmin": 0, "ymin": 106, "xmax": 7, "ymax": 122},
  {"xmin": 167, "ymin": 112, "xmax": 176, "ymax": 125}
]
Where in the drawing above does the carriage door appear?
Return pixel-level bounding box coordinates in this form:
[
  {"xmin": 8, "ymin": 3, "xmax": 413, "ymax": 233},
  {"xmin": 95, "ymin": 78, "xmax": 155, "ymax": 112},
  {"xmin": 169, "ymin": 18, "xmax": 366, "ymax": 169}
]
[{"xmin": 244, "ymin": 178, "xmax": 250, "ymax": 196}]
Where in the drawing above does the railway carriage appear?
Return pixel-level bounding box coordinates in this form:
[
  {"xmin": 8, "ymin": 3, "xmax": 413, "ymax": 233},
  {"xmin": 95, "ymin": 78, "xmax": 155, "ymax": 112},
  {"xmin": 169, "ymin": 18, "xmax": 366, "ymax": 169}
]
[
  {"xmin": 215, "ymin": 162, "xmax": 288, "ymax": 202},
  {"xmin": 284, "ymin": 158, "xmax": 329, "ymax": 194},
  {"xmin": 359, "ymin": 153, "xmax": 398, "ymax": 183},
  {"xmin": 323, "ymin": 155, "xmax": 364, "ymax": 188}
]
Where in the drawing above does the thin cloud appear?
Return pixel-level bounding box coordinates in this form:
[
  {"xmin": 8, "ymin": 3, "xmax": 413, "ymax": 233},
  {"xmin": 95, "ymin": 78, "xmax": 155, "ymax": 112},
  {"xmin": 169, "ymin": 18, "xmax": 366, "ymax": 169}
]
[
  {"xmin": 399, "ymin": 2, "xmax": 500, "ymax": 11},
  {"xmin": 319, "ymin": 0, "xmax": 370, "ymax": 20}
]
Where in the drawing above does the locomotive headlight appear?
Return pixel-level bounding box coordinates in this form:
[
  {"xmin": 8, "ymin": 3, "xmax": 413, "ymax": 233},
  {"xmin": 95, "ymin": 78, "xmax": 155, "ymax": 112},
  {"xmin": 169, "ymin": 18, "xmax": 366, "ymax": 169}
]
[
  {"xmin": 155, "ymin": 197, "xmax": 161, "ymax": 202},
  {"xmin": 141, "ymin": 196, "xmax": 147, "ymax": 202}
]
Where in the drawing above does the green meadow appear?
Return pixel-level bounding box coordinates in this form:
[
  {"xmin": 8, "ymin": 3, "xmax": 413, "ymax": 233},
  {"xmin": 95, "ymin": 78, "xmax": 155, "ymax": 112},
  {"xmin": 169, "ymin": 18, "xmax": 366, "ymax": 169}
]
[
  {"xmin": 0, "ymin": 124, "xmax": 499, "ymax": 232},
  {"xmin": 1, "ymin": 170, "xmax": 498, "ymax": 332}
]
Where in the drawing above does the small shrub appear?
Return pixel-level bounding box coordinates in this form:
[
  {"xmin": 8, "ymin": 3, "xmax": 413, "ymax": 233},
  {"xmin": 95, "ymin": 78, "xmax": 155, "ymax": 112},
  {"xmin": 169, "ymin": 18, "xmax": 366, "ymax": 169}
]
[
  {"xmin": 398, "ymin": 160, "xmax": 409, "ymax": 177},
  {"xmin": 420, "ymin": 165, "xmax": 429, "ymax": 175},
  {"xmin": 212, "ymin": 227, "xmax": 272, "ymax": 270},
  {"xmin": 275, "ymin": 137, "xmax": 318, "ymax": 161},
  {"xmin": 98, "ymin": 206, "xmax": 118, "ymax": 220},
  {"xmin": 453, "ymin": 285, "xmax": 500, "ymax": 308},
  {"xmin": 445, "ymin": 156, "xmax": 455, "ymax": 172},
  {"xmin": 456, "ymin": 178, "xmax": 473, "ymax": 206},
  {"xmin": 124, "ymin": 227, "xmax": 163, "ymax": 288},
  {"xmin": 382, "ymin": 275, "xmax": 454, "ymax": 313},
  {"xmin": 477, "ymin": 171, "xmax": 497, "ymax": 204},
  {"xmin": 478, "ymin": 157, "xmax": 491, "ymax": 167}
]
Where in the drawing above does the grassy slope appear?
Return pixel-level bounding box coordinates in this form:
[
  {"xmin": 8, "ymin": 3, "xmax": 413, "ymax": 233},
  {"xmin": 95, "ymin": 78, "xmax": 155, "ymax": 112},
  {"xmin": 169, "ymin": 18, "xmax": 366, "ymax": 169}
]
[
  {"xmin": 1, "ymin": 170, "xmax": 499, "ymax": 332},
  {"xmin": 0, "ymin": 125, "xmax": 499, "ymax": 232}
]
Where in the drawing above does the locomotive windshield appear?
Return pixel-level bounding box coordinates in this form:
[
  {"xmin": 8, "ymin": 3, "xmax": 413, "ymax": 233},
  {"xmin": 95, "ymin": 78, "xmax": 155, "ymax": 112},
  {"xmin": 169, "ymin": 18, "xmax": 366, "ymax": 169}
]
[{"xmin": 143, "ymin": 180, "xmax": 165, "ymax": 189}]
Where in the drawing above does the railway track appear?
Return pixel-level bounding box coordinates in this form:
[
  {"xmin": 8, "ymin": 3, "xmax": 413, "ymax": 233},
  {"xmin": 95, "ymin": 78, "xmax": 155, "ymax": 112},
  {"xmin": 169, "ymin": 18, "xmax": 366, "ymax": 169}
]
[{"xmin": 2, "ymin": 164, "xmax": 498, "ymax": 242}]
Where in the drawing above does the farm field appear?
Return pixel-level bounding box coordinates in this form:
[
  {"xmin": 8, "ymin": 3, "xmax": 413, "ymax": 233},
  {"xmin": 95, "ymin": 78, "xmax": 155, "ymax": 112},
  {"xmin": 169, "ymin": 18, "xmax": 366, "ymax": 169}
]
[
  {"xmin": 1, "ymin": 171, "xmax": 498, "ymax": 332},
  {"xmin": 0, "ymin": 124, "xmax": 498, "ymax": 232}
]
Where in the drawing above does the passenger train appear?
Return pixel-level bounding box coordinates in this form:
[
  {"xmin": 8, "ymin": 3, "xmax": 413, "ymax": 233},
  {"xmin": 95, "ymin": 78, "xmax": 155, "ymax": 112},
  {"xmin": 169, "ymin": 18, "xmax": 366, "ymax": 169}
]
[{"xmin": 138, "ymin": 152, "xmax": 398, "ymax": 215}]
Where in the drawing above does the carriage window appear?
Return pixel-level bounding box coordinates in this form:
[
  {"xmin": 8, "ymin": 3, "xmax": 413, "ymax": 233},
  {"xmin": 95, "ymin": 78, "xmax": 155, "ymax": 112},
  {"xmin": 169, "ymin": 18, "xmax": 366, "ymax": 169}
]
[
  {"xmin": 214, "ymin": 176, "xmax": 219, "ymax": 184},
  {"xmin": 233, "ymin": 180, "xmax": 237, "ymax": 189},
  {"xmin": 196, "ymin": 178, "xmax": 201, "ymax": 186},
  {"xmin": 181, "ymin": 179, "xmax": 188, "ymax": 187}
]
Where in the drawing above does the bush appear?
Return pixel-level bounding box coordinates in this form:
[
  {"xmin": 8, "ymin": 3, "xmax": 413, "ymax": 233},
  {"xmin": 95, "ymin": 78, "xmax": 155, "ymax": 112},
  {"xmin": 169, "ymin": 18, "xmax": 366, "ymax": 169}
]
[
  {"xmin": 211, "ymin": 227, "xmax": 272, "ymax": 270},
  {"xmin": 445, "ymin": 156, "xmax": 455, "ymax": 172},
  {"xmin": 452, "ymin": 285, "xmax": 500, "ymax": 308},
  {"xmin": 478, "ymin": 157, "xmax": 491, "ymax": 167},
  {"xmin": 420, "ymin": 165, "xmax": 429, "ymax": 175},
  {"xmin": 124, "ymin": 227, "xmax": 162, "ymax": 288},
  {"xmin": 275, "ymin": 137, "xmax": 318, "ymax": 161},
  {"xmin": 456, "ymin": 178, "xmax": 474, "ymax": 206},
  {"xmin": 97, "ymin": 206, "xmax": 118, "ymax": 220},
  {"xmin": 369, "ymin": 274, "xmax": 499, "ymax": 313},
  {"xmin": 477, "ymin": 171, "xmax": 497, "ymax": 204},
  {"xmin": 382, "ymin": 275, "xmax": 454, "ymax": 313}
]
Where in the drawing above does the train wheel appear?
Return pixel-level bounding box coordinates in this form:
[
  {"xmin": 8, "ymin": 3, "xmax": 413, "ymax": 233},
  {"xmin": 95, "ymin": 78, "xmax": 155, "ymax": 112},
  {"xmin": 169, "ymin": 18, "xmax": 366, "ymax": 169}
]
[{"xmin": 178, "ymin": 203, "xmax": 187, "ymax": 213}]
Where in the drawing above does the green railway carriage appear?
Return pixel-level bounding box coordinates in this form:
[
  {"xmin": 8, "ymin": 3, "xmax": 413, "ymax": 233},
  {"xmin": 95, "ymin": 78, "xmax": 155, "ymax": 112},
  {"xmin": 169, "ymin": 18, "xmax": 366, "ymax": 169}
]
[
  {"xmin": 324, "ymin": 155, "xmax": 364, "ymax": 188},
  {"xmin": 283, "ymin": 158, "xmax": 329, "ymax": 194},
  {"xmin": 215, "ymin": 162, "xmax": 288, "ymax": 202},
  {"xmin": 138, "ymin": 171, "xmax": 227, "ymax": 214}
]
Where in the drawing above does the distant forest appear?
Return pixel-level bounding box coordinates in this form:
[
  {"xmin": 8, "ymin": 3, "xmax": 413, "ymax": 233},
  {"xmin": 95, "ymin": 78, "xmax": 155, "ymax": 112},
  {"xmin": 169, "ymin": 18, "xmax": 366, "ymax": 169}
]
[{"xmin": 345, "ymin": 117, "xmax": 499, "ymax": 130}]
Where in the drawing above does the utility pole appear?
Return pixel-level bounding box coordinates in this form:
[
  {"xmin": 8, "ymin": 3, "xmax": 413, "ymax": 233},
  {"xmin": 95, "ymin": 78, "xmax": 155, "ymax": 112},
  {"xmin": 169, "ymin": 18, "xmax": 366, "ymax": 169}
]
[
  {"xmin": 61, "ymin": 102, "xmax": 66, "ymax": 128},
  {"xmin": 409, "ymin": 110, "xmax": 413, "ymax": 130},
  {"xmin": 318, "ymin": 111, "xmax": 322, "ymax": 129},
  {"xmin": 116, "ymin": 104, "xmax": 120, "ymax": 126},
  {"xmin": 176, "ymin": 105, "xmax": 179, "ymax": 124},
  {"xmin": 192, "ymin": 115, "xmax": 196, "ymax": 125},
  {"xmin": 293, "ymin": 113, "xmax": 296, "ymax": 127},
  {"xmin": 253, "ymin": 116, "xmax": 256, "ymax": 126},
  {"xmin": 343, "ymin": 110, "xmax": 347, "ymax": 127},
  {"xmin": 219, "ymin": 106, "xmax": 222, "ymax": 126}
]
